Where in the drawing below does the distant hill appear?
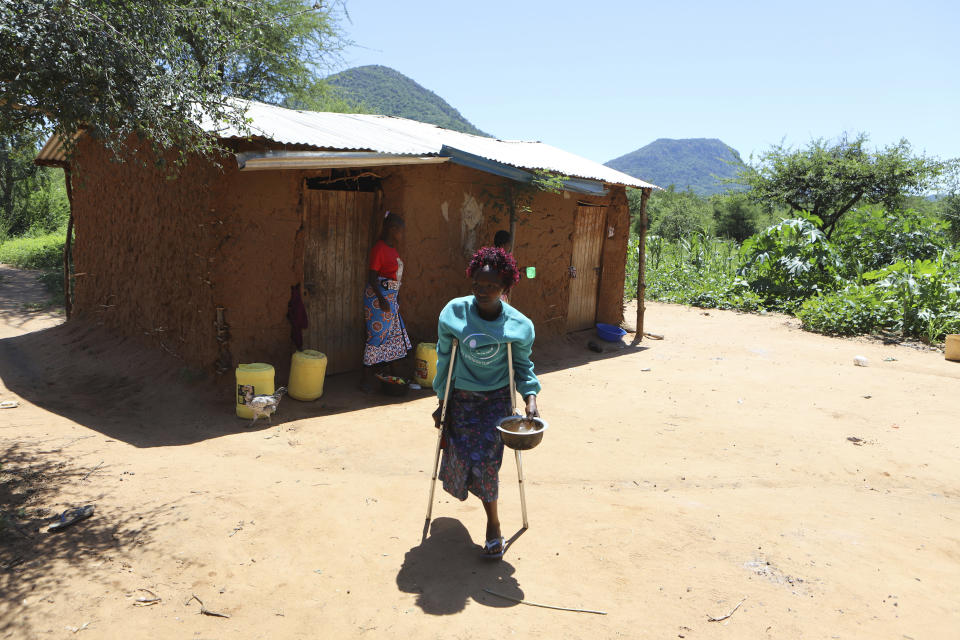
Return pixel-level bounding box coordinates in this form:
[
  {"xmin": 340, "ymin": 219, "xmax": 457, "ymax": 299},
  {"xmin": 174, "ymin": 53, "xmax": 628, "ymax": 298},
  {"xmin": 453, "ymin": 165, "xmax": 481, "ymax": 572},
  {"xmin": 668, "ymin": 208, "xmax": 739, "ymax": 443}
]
[
  {"xmin": 605, "ymin": 138, "xmax": 746, "ymax": 196},
  {"xmin": 325, "ymin": 65, "xmax": 490, "ymax": 137}
]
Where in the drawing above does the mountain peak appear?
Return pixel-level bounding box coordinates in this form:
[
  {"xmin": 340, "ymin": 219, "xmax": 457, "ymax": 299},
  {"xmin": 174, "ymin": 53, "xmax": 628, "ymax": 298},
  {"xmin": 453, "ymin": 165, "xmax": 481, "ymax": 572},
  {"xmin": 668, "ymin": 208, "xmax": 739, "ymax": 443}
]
[
  {"xmin": 606, "ymin": 138, "xmax": 745, "ymax": 195},
  {"xmin": 325, "ymin": 65, "xmax": 490, "ymax": 137}
]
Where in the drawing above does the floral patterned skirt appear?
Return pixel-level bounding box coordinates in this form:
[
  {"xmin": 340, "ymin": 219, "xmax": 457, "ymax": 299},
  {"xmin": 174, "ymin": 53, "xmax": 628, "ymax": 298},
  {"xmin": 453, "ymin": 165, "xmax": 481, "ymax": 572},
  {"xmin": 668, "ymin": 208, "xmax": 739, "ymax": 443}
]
[
  {"xmin": 362, "ymin": 279, "xmax": 411, "ymax": 366},
  {"xmin": 439, "ymin": 386, "xmax": 511, "ymax": 502}
]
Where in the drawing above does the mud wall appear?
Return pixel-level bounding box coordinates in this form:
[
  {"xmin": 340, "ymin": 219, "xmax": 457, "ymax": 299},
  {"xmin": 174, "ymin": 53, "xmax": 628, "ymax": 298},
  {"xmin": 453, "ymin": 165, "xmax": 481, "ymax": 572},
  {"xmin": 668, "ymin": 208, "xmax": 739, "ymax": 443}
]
[
  {"xmin": 70, "ymin": 140, "xmax": 304, "ymax": 377},
  {"xmin": 371, "ymin": 162, "xmax": 628, "ymax": 345},
  {"xmin": 207, "ymin": 166, "xmax": 302, "ymax": 374},
  {"xmin": 70, "ymin": 139, "xmax": 221, "ymax": 368},
  {"xmin": 70, "ymin": 147, "xmax": 630, "ymax": 377},
  {"xmin": 595, "ymin": 186, "xmax": 630, "ymax": 326}
]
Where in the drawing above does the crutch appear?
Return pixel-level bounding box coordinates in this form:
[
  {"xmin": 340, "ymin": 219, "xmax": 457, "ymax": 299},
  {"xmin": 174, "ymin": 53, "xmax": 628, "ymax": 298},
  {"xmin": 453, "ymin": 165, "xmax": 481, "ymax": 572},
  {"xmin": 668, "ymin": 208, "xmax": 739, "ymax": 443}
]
[
  {"xmin": 424, "ymin": 339, "xmax": 457, "ymax": 532},
  {"xmin": 507, "ymin": 342, "xmax": 529, "ymax": 529}
]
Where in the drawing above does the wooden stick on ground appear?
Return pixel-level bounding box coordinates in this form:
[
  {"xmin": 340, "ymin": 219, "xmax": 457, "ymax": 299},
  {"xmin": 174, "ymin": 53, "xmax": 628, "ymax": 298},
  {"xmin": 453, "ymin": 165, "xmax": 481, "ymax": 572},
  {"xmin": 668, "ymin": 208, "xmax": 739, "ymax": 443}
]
[
  {"xmin": 82, "ymin": 461, "xmax": 104, "ymax": 481},
  {"xmin": 707, "ymin": 596, "xmax": 747, "ymax": 622},
  {"xmin": 483, "ymin": 588, "xmax": 607, "ymax": 615},
  {"xmin": 189, "ymin": 594, "xmax": 231, "ymax": 618}
]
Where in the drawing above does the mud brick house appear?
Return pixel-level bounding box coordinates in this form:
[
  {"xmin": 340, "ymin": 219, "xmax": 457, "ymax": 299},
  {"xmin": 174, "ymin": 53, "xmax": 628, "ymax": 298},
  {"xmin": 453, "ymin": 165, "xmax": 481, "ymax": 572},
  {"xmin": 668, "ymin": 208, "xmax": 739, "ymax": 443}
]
[{"xmin": 37, "ymin": 101, "xmax": 656, "ymax": 376}]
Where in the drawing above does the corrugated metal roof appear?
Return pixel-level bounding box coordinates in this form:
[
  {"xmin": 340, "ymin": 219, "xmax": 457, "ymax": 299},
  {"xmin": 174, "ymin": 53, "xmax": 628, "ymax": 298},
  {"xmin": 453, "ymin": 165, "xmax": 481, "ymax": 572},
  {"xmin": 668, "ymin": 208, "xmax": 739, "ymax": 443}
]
[
  {"xmin": 213, "ymin": 100, "xmax": 658, "ymax": 189},
  {"xmin": 38, "ymin": 100, "xmax": 659, "ymax": 190},
  {"xmin": 35, "ymin": 130, "xmax": 82, "ymax": 166}
]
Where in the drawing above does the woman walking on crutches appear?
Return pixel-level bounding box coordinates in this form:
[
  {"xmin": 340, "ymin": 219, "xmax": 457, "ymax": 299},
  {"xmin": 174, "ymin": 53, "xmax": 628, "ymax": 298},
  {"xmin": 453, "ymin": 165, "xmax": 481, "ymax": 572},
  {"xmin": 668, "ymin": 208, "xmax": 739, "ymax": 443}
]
[{"xmin": 429, "ymin": 246, "xmax": 540, "ymax": 560}]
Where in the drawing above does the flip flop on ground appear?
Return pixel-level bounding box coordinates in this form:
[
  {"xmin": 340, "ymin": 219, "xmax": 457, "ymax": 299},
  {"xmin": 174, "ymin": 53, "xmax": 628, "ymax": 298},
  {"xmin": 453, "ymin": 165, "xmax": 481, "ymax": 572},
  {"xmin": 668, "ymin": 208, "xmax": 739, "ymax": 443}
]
[
  {"xmin": 482, "ymin": 537, "xmax": 505, "ymax": 560},
  {"xmin": 48, "ymin": 505, "xmax": 94, "ymax": 532}
]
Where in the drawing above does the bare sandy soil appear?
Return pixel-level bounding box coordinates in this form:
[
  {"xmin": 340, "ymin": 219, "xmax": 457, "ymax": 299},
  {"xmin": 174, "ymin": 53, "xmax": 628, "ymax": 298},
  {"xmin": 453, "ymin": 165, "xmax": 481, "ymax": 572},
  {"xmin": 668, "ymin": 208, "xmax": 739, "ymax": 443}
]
[{"xmin": 1, "ymin": 264, "xmax": 959, "ymax": 639}]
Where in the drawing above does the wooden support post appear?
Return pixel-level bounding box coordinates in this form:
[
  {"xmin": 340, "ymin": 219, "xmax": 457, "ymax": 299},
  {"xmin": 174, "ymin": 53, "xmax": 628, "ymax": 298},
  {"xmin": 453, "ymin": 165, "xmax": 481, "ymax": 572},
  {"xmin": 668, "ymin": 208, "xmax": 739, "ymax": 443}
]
[
  {"xmin": 62, "ymin": 166, "xmax": 74, "ymax": 320},
  {"xmin": 634, "ymin": 187, "xmax": 651, "ymax": 342},
  {"xmin": 507, "ymin": 183, "xmax": 518, "ymax": 261}
]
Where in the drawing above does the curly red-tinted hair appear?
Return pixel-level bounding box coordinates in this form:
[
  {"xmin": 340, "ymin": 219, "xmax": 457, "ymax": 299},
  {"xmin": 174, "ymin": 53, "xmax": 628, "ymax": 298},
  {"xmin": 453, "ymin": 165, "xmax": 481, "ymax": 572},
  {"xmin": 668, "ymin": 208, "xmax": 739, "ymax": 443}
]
[{"xmin": 466, "ymin": 246, "xmax": 520, "ymax": 290}]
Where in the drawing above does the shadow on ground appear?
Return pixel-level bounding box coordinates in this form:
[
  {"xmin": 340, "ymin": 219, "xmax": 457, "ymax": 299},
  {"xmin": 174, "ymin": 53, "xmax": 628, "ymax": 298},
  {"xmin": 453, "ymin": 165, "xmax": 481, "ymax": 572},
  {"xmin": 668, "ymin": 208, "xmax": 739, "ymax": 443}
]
[
  {"xmin": 0, "ymin": 264, "xmax": 63, "ymax": 330},
  {"xmin": 0, "ymin": 317, "xmax": 651, "ymax": 448},
  {"xmin": 0, "ymin": 442, "xmax": 171, "ymax": 637},
  {"xmin": 396, "ymin": 517, "xmax": 523, "ymax": 615}
]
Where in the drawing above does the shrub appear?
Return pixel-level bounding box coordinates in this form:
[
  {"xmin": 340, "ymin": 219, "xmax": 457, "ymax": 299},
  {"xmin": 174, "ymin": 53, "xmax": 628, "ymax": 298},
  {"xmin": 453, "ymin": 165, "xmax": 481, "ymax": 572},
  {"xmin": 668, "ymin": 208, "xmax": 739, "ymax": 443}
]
[
  {"xmin": 864, "ymin": 256, "xmax": 960, "ymax": 340},
  {"xmin": 799, "ymin": 254, "xmax": 960, "ymax": 342},
  {"xmin": 797, "ymin": 285, "xmax": 894, "ymax": 336},
  {"xmin": 833, "ymin": 205, "xmax": 948, "ymax": 277},
  {"xmin": 0, "ymin": 230, "xmax": 65, "ymax": 269},
  {"xmin": 738, "ymin": 216, "xmax": 841, "ymax": 310}
]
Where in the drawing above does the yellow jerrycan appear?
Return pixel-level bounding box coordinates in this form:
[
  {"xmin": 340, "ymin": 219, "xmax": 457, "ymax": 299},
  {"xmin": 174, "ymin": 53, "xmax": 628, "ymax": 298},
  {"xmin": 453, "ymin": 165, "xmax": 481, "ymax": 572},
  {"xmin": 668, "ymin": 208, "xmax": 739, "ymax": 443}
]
[
  {"xmin": 289, "ymin": 350, "xmax": 327, "ymax": 401},
  {"xmin": 413, "ymin": 342, "xmax": 438, "ymax": 388},
  {"xmin": 946, "ymin": 334, "xmax": 960, "ymax": 362},
  {"xmin": 236, "ymin": 363, "xmax": 275, "ymax": 419}
]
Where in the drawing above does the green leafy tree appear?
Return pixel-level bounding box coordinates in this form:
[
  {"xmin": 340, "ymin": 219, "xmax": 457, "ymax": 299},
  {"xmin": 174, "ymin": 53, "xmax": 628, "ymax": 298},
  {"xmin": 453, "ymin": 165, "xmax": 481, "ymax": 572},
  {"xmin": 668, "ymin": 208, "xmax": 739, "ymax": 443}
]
[
  {"xmin": 942, "ymin": 194, "xmax": 960, "ymax": 244},
  {"xmin": 0, "ymin": 131, "xmax": 69, "ymax": 238},
  {"xmin": 937, "ymin": 160, "xmax": 960, "ymax": 244},
  {"xmin": 711, "ymin": 192, "xmax": 764, "ymax": 242},
  {"xmin": 736, "ymin": 134, "xmax": 944, "ymax": 238},
  {"xmin": 629, "ymin": 186, "xmax": 712, "ymax": 240},
  {"xmin": 0, "ymin": 0, "xmax": 347, "ymax": 162}
]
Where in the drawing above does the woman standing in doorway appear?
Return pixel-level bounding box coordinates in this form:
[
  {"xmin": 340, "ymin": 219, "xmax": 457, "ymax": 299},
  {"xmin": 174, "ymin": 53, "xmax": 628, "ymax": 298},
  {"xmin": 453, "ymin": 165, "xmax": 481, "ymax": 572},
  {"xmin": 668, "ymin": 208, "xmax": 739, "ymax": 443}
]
[
  {"xmin": 361, "ymin": 212, "xmax": 412, "ymax": 391},
  {"xmin": 433, "ymin": 246, "xmax": 541, "ymax": 559}
]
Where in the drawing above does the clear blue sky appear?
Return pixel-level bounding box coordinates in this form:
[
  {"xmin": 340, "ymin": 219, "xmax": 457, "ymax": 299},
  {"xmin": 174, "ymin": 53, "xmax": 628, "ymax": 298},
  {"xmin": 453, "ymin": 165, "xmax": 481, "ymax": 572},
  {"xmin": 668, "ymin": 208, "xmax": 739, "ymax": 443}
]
[{"xmin": 331, "ymin": 0, "xmax": 959, "ymax": 166}]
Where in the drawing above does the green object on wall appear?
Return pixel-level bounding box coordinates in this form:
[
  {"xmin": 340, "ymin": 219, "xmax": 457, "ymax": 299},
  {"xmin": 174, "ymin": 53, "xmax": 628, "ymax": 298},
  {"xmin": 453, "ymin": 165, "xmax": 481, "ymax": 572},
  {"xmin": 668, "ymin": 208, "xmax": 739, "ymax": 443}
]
[{"xmin": 526, "ymin": 266, "xmax": 536, "ymax": 279}]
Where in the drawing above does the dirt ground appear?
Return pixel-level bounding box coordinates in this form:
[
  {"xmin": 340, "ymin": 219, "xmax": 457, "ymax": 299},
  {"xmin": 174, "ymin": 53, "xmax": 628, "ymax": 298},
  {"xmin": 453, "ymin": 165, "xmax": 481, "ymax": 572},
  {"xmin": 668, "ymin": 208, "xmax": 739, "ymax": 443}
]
[{"xmin": 1, "ymin": 264, "xmax": 959, "ymax": 639}]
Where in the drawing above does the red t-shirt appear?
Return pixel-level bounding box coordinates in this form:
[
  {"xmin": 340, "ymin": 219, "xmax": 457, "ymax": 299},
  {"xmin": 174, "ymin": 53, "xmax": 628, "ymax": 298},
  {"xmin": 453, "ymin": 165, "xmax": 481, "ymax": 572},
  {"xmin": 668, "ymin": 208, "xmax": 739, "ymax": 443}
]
[{"xmin": 369, "ymin": 240, "xmax": 400, "ymax": 280}]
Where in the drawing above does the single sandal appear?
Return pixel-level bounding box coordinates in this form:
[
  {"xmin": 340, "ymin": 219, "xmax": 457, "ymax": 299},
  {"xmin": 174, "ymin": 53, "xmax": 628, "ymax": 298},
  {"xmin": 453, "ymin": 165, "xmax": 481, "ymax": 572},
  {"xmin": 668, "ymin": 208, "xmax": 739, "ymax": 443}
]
[
  {"xmin": 48, "ymin": 505, "xmax": 94, "ymax": 532},
  {"xmin": 482, "ymin": 537, "xmax": 505, "ymax": 560}
]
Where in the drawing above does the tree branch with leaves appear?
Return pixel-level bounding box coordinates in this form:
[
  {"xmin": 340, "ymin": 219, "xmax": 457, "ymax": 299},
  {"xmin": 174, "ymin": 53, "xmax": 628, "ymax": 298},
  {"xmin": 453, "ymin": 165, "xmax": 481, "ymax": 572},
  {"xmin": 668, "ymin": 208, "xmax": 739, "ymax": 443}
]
[
  {"xmin": 736, "ymin": 133, "xmax": 945, "ymax": 238},
  {"xmin": 0, "ymin": 0, "xmax": 349, "ymax": 164}
]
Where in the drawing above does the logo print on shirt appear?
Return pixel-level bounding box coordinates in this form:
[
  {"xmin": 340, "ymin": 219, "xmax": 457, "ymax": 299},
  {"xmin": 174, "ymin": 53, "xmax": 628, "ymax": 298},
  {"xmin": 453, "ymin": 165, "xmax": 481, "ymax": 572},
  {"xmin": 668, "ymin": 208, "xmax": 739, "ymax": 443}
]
[{"xmin": 461, "ymin": 333, "xmax": 500, "ymax": 367}]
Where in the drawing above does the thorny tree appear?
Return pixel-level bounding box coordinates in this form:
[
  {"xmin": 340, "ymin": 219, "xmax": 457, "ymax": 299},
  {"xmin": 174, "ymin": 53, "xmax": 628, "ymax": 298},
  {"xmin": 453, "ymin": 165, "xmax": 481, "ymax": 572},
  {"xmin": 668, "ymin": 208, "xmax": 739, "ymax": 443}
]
[
  {"xmin": 736, "ymin": 133, "xmax": 945, "ymax": 239},
  {"xmin": 0, "ymin": 0, "xmax": 348, "ymax": 163}
]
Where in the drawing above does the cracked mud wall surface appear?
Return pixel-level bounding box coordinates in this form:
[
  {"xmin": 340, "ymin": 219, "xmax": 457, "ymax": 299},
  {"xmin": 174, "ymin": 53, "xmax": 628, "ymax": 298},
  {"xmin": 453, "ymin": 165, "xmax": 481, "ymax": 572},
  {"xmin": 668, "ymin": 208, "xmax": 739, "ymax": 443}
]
[
  {"xmin": 377, "ymin": 163, "xmax": 627, "ymax": 344},
  {"xmin": 69, "ymin": 148, "xmax": 628, "ymax": 375},
  {"xmin": 70, "ymin": 139, "xmax": 221, "ymax": 367},
  {"xmin": 206, "ymin": 165, "xmax": 302, "ymax": 372},
  {"xmin": 596, "ymin": 186, "xmax": 630, "ymax": 326},
  {"xmin": 70, "ymin": 140, "xmax": 302, "ymax": 374}
]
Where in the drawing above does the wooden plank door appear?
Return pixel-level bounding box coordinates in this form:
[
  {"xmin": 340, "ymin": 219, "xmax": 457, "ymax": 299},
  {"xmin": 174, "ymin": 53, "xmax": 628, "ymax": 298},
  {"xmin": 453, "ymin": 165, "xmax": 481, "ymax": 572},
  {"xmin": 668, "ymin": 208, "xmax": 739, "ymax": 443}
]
[
  {"xmin": 302, "ymin": 189, "xmax": 378, "ymax": 374},
  {"xmin": 566, "ymin": 206, "xmax": 606, "ymax": 331}
]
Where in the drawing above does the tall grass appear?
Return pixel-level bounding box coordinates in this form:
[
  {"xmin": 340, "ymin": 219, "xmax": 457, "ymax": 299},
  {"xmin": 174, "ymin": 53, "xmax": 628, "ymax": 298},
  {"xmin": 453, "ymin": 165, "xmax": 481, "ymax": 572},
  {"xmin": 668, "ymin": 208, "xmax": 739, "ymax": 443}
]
[
  {"xmin": 625, "ymin": 224, "xmax": 960, "ymax": 342},
  {"xmin": 625, "ymin": 232, "xmax": 761, "ymax": 311},
  {"xmin": 0, "ymin": 230, "xmax": 65, "ymax": 269}
]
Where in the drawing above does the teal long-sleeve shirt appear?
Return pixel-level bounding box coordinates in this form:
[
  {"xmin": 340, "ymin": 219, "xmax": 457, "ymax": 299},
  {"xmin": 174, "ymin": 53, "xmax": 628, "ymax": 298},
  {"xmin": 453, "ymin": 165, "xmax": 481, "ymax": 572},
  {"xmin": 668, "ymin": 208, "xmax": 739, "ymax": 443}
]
[{"xmin": 433, "ymin": 296, "xmax": 541, "ymax": 400}]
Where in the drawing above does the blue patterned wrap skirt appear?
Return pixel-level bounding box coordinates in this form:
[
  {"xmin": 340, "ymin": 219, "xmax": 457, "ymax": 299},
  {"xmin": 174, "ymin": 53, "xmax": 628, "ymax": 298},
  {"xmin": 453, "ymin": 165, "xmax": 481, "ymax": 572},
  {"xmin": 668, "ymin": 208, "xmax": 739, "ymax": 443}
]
[
  {"xmin": 362, "ymin": 278, "xmax": 411, "ymax": 366},
  {"xmin": 439, "ymin": 386, "xmax": 511, "ymax": 502}
]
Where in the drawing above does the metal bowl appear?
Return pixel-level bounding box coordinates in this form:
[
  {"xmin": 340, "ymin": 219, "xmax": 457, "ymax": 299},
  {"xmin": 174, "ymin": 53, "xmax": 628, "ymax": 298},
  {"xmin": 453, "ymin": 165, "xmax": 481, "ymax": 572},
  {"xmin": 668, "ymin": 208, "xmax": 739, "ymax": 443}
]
[{"xmin": 496, "ymin": 416, "xmax": 548, "ymax": 451}]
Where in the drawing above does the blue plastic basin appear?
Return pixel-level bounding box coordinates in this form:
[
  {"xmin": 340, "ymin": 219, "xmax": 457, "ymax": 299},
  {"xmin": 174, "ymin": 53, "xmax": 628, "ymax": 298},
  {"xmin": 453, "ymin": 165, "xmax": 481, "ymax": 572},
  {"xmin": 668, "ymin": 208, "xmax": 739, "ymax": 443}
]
[{"xmin": 596, "ymin": 323, "xmax": 627, "ymax": 342}]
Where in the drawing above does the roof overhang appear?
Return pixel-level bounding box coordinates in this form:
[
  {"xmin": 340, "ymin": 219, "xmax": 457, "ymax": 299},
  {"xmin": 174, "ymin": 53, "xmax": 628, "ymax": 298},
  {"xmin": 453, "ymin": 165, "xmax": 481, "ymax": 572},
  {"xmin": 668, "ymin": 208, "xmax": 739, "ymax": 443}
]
[
  {"xmin": 34, "ymin": 131, "xmax": 82, "ymax": 167},
  {"xmin": 235, "ymin": 150, "xmax": 450, "ymax": 171},
  {"xmin": 439, "ymin": 146, "xmax": 610, "ymax": 196},
  {"xmin": 235, "ymin": 147, "xmax": 611, "ymax": 195}
]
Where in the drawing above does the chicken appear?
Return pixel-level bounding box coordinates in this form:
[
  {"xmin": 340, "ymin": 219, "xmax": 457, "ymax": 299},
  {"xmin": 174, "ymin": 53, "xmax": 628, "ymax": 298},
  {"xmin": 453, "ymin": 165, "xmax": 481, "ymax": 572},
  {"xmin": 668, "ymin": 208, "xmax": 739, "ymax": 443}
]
[{"xmin": 244, "ymin": 386, "xmax": 287, "ymax": 425}]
